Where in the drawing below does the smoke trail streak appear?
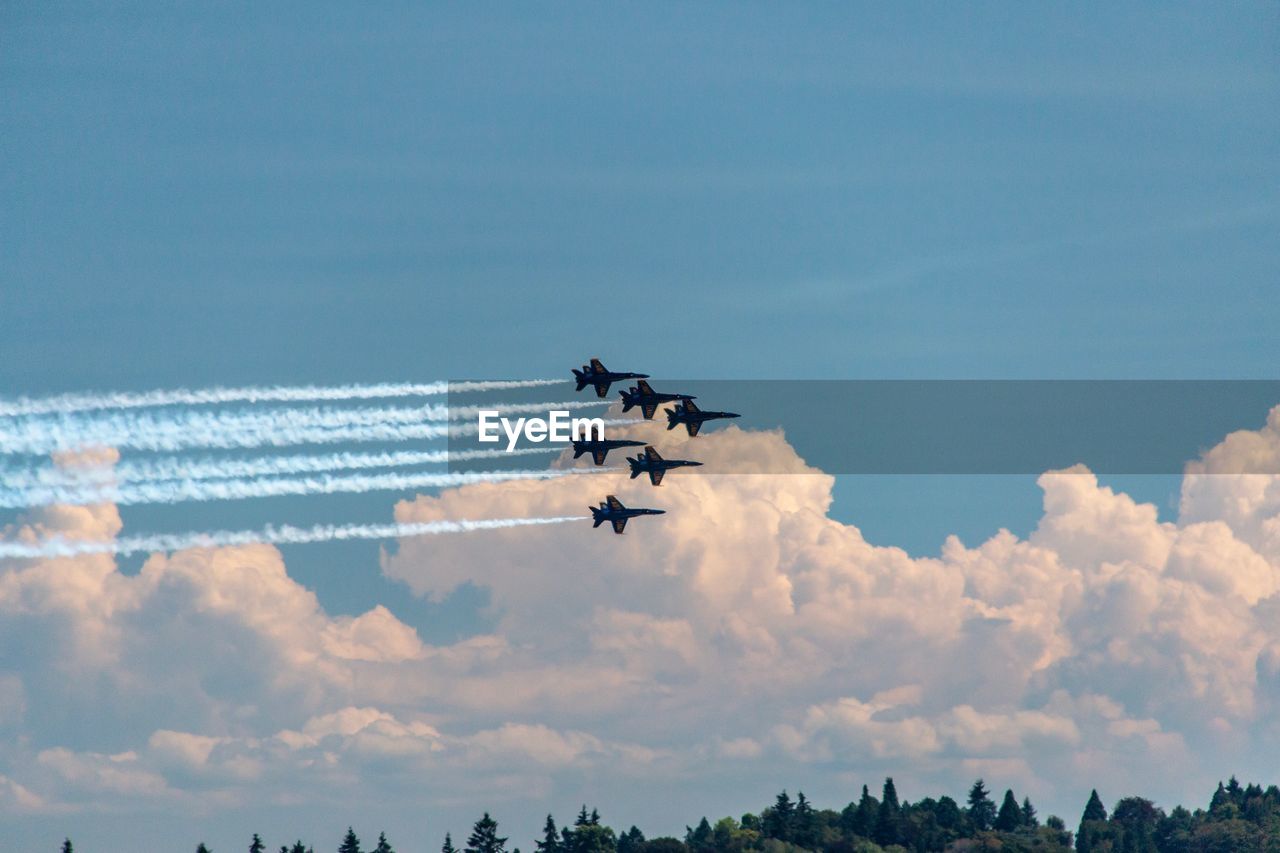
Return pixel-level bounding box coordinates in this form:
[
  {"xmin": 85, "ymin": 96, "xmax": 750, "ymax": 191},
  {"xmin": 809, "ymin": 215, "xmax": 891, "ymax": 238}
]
[
  {"xmin": 0, "ymin": 466, "xmax": 616, "ymax": 509},
  {"xmin": 0, "ymin": 416, "xmax": 635, "ymax": 456},
  {"xmin": 0, "ymin": 400, "xmax": 609, "ymax": 455},
  {"xmin": 0, "ymin": 515, "xmax": 587, "ymax": 559},
  {"xmin": 4, "ymin": 447, "xmax": 561, "ymax": 491},
  {"xmin": 0, "ymin": 379, "xmax": 567, "ymax": 418}
]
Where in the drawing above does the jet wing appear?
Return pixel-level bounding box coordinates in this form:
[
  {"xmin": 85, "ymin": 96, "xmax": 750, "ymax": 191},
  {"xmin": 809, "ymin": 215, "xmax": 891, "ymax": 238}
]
[
  {"xmin": 649, "ymin": 469, "xmax": 665, "ymax": 487},
  {"xmin": 645, "ymin": 446, "xmax": 661, "ymax": 460},
  {"xmin": 635, "ymin": 379, "xmax": 653, "ymax": 395},
  {"xmin": 611, "ymin": 518, "xmax": 627, "ymax": 534},
  {"xmin": 592, "ymin": 449, "xmax": 608, "ymax": 466},
  {"xmin": 593, "ymin": 381, "xmax": 610, "ymax": 398},
  {"xmin": 606, "ymin": 495, "xmax": 624, "ymax": 511},
  {"xmin": 589, "ymin": 358, "xmax": 607, "ymax": 374},
  {"xmin": 641, "ymin": 403, "xmax": 657, "ymax": 420},
  {"xmin": 686, "ymin": 421, "xmax": 701, "ymax": 437},
  {"xmin": 682, "ymin": 399, "xmax": 700, "ymax": 413}
]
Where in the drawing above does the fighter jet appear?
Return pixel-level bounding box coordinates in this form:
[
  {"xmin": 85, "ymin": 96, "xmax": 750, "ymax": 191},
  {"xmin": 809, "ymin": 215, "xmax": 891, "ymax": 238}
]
[
  {"xmin": 590, "ymin": 494, "xmax": 665, "ymax": 534},
  {"xmin": 619, "ymin": 380, "xmax": 695, "ymax": 420},
  {"xmin": 626, "ymin": 445, "xmax": 703, "ymax": 486},
  {"xmin": 572, "ymin": 436, "xmax": 645, "ymax": 466},
  {"xmin": 665, "ymin": 399, "xmax": 740, "ymax": 437},
  {"xmin": 572, "ymin": 357, "xmax": 649, "ymax": 398}
]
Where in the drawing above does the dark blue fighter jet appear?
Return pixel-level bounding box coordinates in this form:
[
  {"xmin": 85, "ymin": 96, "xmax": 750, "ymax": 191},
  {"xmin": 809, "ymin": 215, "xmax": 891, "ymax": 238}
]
[
  {"xmin": 572, "ymin": 358, "xmax": 649, "ymax": 398},
  {"xmin": 665, "ymin": 399, "xmax": 740, "ymax": 437},
  {"xmin": 571, "ymin": 435, "xmax": 645, "ymax": 466},
  {"xmin": 590, "ymin": 495, "xmax": 665, "ymax": 534},
  {"xmin": 626, "ymin": 445, "xmax": 702, "ymax": 486},
  {"xmin": 619, "ymin": 380, "xmax": 695, "ymax": 420}
]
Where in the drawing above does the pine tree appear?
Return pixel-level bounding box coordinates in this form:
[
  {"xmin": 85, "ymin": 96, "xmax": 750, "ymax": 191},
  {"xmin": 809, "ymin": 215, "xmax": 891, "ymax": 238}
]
[
  {"xmin": 466, "ymin": 812, "xmax": 507, "ymax": 853},
  {"xmin": 251, "ymin": 835, "xmax": 266, "ymax": 853},
  {"xmin": 763, "ymin": 790, "xmax": 795, "ymax": 841},
  {"xmin": 537, "ymin": 816, "xmax": 560, "ymax": 853},
  {"xmin": 62, "ymin": 841, "xmax": 74, "ymax": 853},
  {"xmin": 339, "ymin": 828, "xmax": 363, "ymax": 853},
  {"xmin": 443, "ymin": 833, "xmax": 458, "ymax": 853},
  {"xmin": 1021, "ymin": 796, "xmax": 1039, "ymax": 828},
  {"xmin": 995, "ymin": 790, "xmax": 1022, "ymax": 831},
  {"xmin": 685, "ymin": 818, "xmax": 713, "ymax": 853},
  {"xmin": 197, "ymin": 845, "xmax": 213, "ymax": 853},
  {"xmin": 616, "ymin": 826, "xmax": 644, "ymax": 853},
  {"xmin": 373, "ymin": 832, "xmax": 394, "ymax": 853},
  {"xmin": 1077, "ymin": 790, "xmax": 1108, "ymax": 853},
  {"xmin": 875, "ymin": 778, "xmax": 902, "ymax": 846},
  {"xmin": 1082, "ymin": 789, "xmax": 1107, "ymax": 822},
  {"xmin": 794, "ymin": 791, "xmax": 817, "ymax": 847},
  {"xmin": 1209, "ymin": 782, "xmax": 1230, "ymax": 812},
  {"xmin": 852, "ymin": 784, "xmax": 879, "ymax": 838},
  {"xmin": 967, "ymin": 779, "xmax": 997, "ymax": 832}
]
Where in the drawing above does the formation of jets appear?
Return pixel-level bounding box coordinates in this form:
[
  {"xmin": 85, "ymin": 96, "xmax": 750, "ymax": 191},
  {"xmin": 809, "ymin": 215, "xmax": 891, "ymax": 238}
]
[{"xmin": 571, "ymin": 357, "xmax": 739, "ymax": 534}]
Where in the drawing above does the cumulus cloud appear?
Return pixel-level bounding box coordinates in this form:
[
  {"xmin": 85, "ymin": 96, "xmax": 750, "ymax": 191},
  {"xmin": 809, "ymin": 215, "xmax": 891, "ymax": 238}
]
[{"xmin": 2, "ymin": 408, "xmax": 1280, "ymax": 824}]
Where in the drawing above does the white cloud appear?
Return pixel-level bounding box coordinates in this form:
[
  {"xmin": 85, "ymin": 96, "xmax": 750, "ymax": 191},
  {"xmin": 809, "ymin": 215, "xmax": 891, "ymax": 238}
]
[{"xmin": 2, "ymin": 408, "xmax": 1280, "ymax": 825}]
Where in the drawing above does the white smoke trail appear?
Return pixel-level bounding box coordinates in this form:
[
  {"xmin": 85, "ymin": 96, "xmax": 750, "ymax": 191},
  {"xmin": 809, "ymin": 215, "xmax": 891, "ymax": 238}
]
[
  {"xmin": 0, "ymin": 466, "xmax": 615, "ymax": 509},
  {"xmin": 0, "ymin": 379, "xmax": 567, "ymax": 418},
  {"xmin": 2, "ymin": 415, "xmax": 633, "ymax": 456},
  {"xmin": 0, "ymin": 400, "xmax": 609, "ymax": 455},
  {"xmin": 4, "ymin": 446, "xmax": 561, "ymax": 491},
  {"xmin": 0, "ymin": 515, "xmax": 587, "ymax": 559}
]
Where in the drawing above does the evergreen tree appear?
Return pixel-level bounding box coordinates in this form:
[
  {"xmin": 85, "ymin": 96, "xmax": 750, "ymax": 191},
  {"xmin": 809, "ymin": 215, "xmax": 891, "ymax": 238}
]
[
  {"xmin": 855, "ymin": 784, "xmax": 879, "ymax": 839},
  {"xmin": 443, "ymin": 833, "xmax": 458, "ymax": 853},
  {"xmin": 197, "ymin": 845, "xmax": 212, "ymax": 853},
  {"xmin": 466, "ymin": 813, "xmax": 507, "ymax": 853},
  {"xmin": 995, "ymin": 789, "xmax": 1022, "ymax": 831},
  {"xmin": 339, "ymin": 828, "xmax": 362, "ymax": 853},
  {"xmin": 763, "ymin": 790, "xmax": 794, "ymax": 841},
  {"xmin": 289, "ymin": 844, "xmax": 309, "ymax": 853},
  {"xmin": 251, "ymin": 835, "xmax": 266, "ymax": 853},
  {"xmin": 794, "ymin": 791, "xmax": 817, "ymax": 847},
  {"xmin": 537, "ymin": 816, "xmax": 560, "ymax": 853},
  {"xmin": 1209, "ymin": 781, "xmax": 1230, "ymax": 812},
  {"xmin": 1077, "ymin": 790, "xmax": 1108, "ymax": 853},
  {"xmin": 1082, "ymin": 789, "xmax": 1107, "ymax": 822},
  {"xmin": 373, "ymin": 832, "xmax": 394, "ymax": 853},
  {"xmin": 875, "ymin": 778, "xmax": 902, "ymax": 846},
  {"xmin": 1021, "ymin": 796, "xmax": 1039, "ymax": 828},
  {"xmin": 616, "ymin": 826, "xmax": 645, "ymax": 853},
  {"xmin": 62, "ymin": 841, "xmax": 73, "ymax": 853},
  {"xmin": 967, "ymin": 779, "xmax": 997, "ymax": 832},
  {"xmin": 685, "ymin": 818, "xmax": 713, "ymax": 853}
]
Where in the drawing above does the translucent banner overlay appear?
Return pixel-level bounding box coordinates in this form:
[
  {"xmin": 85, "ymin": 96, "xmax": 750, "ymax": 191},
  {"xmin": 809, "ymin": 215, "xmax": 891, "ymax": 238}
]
[{"xmin": 447, "ymin": 380, "xmax": 1280, "ymax": 475}]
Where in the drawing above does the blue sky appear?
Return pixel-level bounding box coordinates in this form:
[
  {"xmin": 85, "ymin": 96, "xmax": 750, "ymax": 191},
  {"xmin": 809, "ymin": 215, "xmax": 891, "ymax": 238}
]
[{"xmin": 2, "ymin": 3, "xmax": 1279, "ymax": 851}]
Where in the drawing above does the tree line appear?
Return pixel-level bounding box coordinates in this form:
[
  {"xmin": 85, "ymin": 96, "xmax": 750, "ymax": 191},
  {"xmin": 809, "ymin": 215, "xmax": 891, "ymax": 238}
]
[{"xmin": 57, "ymin": 774, "xmax": 1280, "ymax": 852}]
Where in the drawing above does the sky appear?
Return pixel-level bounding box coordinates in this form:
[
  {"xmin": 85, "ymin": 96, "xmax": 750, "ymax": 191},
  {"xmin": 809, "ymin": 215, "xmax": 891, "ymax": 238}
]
[{"xmin": 2, "ymin": 2, "xmax": 1279, "ymax": 851}]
